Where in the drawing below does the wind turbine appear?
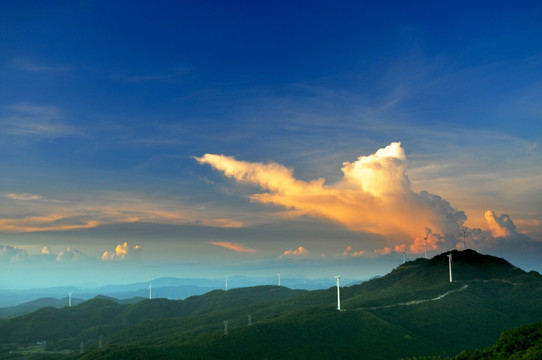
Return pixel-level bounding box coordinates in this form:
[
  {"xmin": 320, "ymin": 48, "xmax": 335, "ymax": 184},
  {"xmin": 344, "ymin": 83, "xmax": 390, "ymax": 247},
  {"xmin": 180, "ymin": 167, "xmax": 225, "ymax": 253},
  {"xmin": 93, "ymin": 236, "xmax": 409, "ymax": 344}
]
[
  {"xmin": 148, "ymin": 281, "xmax": 152, "ymax": 300},
  {"xmin": 225, "ymin": 276, "xmax": 228, "ymax": 291},
  {"xmin": 335, "ymin": 275, "xmax": 341, "ymax": 311},
  {"xmin": 277, "ymin": 273, "xmax": 281, "ymax": 287},
  {"xmin": 424, "ymin": 228, "xmax": 432, "ymax": 259},
  {"xmin": 447, "ymin": 252, "xmax": 453, "ymax": 283},
  {"xmin": 68, "ymin": 291, "xmax": 72, "ymax": 307}
]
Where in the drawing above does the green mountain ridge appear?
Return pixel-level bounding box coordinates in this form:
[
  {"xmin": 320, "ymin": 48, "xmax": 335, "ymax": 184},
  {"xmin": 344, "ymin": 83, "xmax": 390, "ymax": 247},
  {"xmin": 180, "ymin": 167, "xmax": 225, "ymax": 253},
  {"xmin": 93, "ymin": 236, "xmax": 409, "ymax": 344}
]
[{"xmin": 2, "ymin": 250, "xmax": 541, "ymax": 360}]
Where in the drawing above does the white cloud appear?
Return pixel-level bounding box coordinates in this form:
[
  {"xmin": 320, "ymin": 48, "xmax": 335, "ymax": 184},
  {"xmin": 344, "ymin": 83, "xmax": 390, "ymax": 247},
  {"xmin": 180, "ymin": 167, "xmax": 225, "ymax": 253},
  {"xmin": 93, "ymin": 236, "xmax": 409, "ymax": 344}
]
[
  {"xmin": 56, "ymin": 247, "xmax": 86, "ymax": 262},
  {"xmin": 0, "ymin": 245, "xmax": 28, "ymax": 262}
]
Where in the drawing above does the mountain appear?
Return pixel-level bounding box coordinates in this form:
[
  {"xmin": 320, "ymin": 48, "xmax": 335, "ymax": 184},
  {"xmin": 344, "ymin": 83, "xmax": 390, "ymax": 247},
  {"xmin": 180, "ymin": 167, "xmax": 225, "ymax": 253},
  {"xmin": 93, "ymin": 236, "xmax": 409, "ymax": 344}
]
[
  {"xmin": 0, "ymin": 297, "xmax": 84, "ymax": 318},
  {"xmin": 0, "ymin": 276, "xmax": 337, "ymax": 309},
  {"xmin": 1, "ymin": 250, "xmax": 541, "ymax": 360}
]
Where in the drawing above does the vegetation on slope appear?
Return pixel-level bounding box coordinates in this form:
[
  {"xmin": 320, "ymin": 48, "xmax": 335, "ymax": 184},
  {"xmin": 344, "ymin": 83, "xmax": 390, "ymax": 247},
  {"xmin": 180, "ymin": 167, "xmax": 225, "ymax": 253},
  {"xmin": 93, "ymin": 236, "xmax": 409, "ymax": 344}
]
[{"xmin": 1, "ymin": 250, "xmax": 541, "ymax": 360}]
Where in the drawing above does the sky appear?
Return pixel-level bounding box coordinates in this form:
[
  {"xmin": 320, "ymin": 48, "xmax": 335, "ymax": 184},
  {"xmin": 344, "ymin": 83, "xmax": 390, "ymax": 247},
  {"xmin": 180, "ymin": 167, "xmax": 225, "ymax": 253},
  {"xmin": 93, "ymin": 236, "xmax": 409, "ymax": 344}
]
[{"xmin": 1, "ymin": 1, "xmax": 541, "ymax": 289}]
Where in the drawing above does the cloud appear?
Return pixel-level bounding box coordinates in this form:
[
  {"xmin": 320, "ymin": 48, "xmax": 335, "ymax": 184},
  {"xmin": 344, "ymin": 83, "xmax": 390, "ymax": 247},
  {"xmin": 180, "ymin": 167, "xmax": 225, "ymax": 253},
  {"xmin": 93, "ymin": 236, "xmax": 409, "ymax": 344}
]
[
  {"xmin": 13, "ymin": 58, "xmax": 72, "ymax": 73},
  {"xmin": 56, "ymin": 247, "xmax": 85, "ymax": 262},
  {"xmin": 0, "ymin": 215, "xmax": 100, "ymax": 232},
  {"xmin": 282, "ymin": 246, "xmax": 308, "ymax": 256},
  {"xmin": 374, "ymin": 247, "xmax": 392, "ymax": 255},
  {"xmin": 196, "ymin": 142, "xmax": 467, "ymax": 253},
  {"xmin": 41, "ymin": 246, "xmax": 51, "ymax": 255},
  {"xmin": 101, "ymin": 242, "xmax": 142, "ymax": 261},
  {"xmin": 0, "ymin": 192, "xmax": 244, "ymax": 232},
  {"xmin": 485, "ymin": 210, "xmax": 516, "ymax": 238},
  {"xmin": 209, "ymin": 241, "xmax": 256, "ymax": 253},
  {"xmin": 0, "ymin": 245, "xmax": 28, "ymax": 262},
  {"xmin": 0, "ymin": 103, "xmax": 78, "ymax": 138},
  {"xmin": 343, "ymin": 245, "xmax": 391, "ymax": 257},
  {"xmin": 343, "ymin": 246, "xmax": 365, "ymax": 257},
  {"xmin": 4, "ymin": 193, "xmax": 43, "ymax": 201}
]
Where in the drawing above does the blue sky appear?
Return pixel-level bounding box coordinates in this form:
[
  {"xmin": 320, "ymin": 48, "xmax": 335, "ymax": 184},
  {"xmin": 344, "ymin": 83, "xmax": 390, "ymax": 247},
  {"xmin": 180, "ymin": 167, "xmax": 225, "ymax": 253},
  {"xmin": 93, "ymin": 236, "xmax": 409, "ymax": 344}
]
[{"xmin": 1, "ymin": 1, "xmax": 541, "ymax": 288}]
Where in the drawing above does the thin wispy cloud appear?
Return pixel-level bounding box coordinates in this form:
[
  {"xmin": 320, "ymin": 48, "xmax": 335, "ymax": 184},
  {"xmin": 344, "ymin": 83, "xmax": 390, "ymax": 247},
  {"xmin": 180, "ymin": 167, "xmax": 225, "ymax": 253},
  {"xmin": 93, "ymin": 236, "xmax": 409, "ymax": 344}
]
[
  {"xmin": 13, "ymin": 58, "xmax": 73, "ymax": 73},
  {"xmin": 0, "ymin": 192, "xmax": 244, "ymax": 232},
  {"xmin": 0, "ymin": 103, "xmax": 79, "ymax": 138},
  {"xmin": 4, "ymin": 193, "xmax": 43, "ymax": 201},
  {"xmin": 209, "ymin": 241, "xmax": 256, "ymax": 253}
]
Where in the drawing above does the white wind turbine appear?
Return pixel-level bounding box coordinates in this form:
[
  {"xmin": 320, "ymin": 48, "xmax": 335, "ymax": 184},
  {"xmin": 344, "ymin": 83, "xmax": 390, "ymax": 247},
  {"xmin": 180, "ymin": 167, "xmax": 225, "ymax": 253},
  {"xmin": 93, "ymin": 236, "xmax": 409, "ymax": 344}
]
[
  {"xmin": 447, "ymin": 252, "xmax": 453, "ymax": 282},
  {"xmin": 277, "ymin": 273, "xmax": 281, "ymax": 287},
  {"xmin": 68, "ymin": 291, "xmax": 72, "ymax": 307},
  {"xmin": 148, "ymin": 281, "xmax": 152, "ymax": 300},
  {"xmin": 335, "ymin": 275, "xmax": 341, "ymax": 311}
]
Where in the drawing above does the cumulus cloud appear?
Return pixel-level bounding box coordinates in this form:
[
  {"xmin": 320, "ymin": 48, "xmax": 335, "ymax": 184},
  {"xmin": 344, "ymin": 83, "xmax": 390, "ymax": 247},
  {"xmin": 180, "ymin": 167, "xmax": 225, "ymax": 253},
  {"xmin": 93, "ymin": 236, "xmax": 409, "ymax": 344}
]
[
  {"xmin": 209, "ymin": 241, "xmax": 256, "ymax": 253},
  {"xmin": 485, "ymin": 210, "xmax": 516, "ymax": 238},
  {"xmin": 101, "ymin": 242, "xmax": 142, "ymax": 261},
  {"xmin": 197, "ymin": 142, "xmax": 467, "ymax": 253},
  {"xmin": 374, "ymin": 247, "xmax": 392, "ymax": 255},
  {"xmin": 56, "ymin": 247, "xmax": 85, "ymax": 262},
  {"xmin": 282, "ymin": 246, "xmax": 308, "ymax": 256},
  {"xmin": 343, "ymin": 246, "xmax": 365, "ymax": 257},
  {"xmin": 0, "ymin": 245, "xmax": 28, "ymax": 262}
]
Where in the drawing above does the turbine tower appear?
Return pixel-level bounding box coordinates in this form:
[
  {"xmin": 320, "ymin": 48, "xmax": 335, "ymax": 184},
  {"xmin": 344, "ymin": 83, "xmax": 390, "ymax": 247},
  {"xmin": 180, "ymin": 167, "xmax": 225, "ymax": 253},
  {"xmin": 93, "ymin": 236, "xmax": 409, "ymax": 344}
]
[
  {"xmin": 277, "ymin": 273, "xmax": 281, "ymax": 287},
  {"xmin": 335, "ymin": 275, "xmax": 341, "ymax": 311},
  {"xmin": 423, "ymin": 228, "xmax": 432, "ymax": 259},
  {"xmin": 448, "ymin": 253, "xmax": 453, "ymax": 282},
  {"xmin": 68, "ymin": 291, "xmax": 72, "ymax": 307},
  {"xmin": 424, "ymin": 234, "xmax": 429, "ymax": 259},
  {"xmin": 225, "ymin": 276, "xmax": 228, "ymax": 291},
  {"xmin": 148, "ymin": 281, "xmax": 152, "ymax": 300}
]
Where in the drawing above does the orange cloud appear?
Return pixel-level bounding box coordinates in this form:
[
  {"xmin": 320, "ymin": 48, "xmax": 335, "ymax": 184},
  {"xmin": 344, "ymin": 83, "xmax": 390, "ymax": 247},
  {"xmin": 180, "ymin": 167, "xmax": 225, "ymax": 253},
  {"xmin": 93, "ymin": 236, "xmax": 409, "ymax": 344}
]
[
  {"xmin": 395, "ymin": 244, "xmax": 407, "ymax": 253},
  {"xmin": 374, "ymin": 247, "xmax": 391, "ymax": 255},
  {"xmin": 209, "ymin": 241, "xmax": 256, "ymax": 253},
  {"xmin": 283, "ymin": 246, "xmax": 308, "ymax": 256},
  {"xmin": 197, "ymin": 142, "xmax": 467, "ymax": 252},
  {"xmin": 41, "ymin": 246, "xmax": 51, "ymax": 255},
  {"xmin": 0, "ymin": 215, "xmax": 99, "ymax": 232},
  {"xmin": 343, "ymin": 246, "xmax": 365, "ymax": 257},
  {"xmin": 101, "ymin": 242, "xmax": 141, "ymax": 261},
  {"xmin": 0, "ymin": 193, "xmax": 244, "ymax": 233},
  {"xmin": 485, "ymin": 210, "xmax": 514, "ymax": 238}
]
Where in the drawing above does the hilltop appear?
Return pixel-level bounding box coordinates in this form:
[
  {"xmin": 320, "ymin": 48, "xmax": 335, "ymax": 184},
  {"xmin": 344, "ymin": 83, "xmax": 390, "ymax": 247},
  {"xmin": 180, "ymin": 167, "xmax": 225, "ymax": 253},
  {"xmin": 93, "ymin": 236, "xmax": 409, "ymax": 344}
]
[{"xmin": 1, "ymin": 250, "xmax": 541, "ymax": 360}]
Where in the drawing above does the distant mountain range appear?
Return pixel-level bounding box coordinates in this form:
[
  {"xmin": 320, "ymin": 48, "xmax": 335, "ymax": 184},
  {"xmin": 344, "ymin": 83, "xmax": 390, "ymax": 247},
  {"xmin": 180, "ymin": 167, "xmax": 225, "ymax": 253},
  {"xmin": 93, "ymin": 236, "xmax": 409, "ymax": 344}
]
[
  {"xmin": 1, "ymin": 249, "xmax": 541, "ymax": 359},
  {"xmin": 0, "ymin": 275, "xmax": 342, "ymax": 310}
]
